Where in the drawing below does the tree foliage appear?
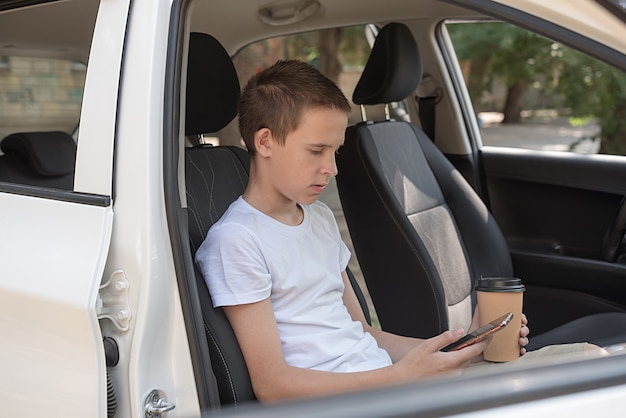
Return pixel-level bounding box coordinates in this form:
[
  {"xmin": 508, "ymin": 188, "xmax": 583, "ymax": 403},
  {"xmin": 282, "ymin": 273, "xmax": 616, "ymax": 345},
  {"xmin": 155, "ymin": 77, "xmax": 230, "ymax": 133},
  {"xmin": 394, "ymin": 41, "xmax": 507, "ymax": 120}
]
[
  {"xmin": 447, "ymin": 21, "xmax": 626, "ymax": 154},
  {"xmin": 280, "ymin": 26, "xmax": 370, "ymax": 81},
  {"xmin": 557, "ymin": 50, "xmax": 626, "ymax": 154}
]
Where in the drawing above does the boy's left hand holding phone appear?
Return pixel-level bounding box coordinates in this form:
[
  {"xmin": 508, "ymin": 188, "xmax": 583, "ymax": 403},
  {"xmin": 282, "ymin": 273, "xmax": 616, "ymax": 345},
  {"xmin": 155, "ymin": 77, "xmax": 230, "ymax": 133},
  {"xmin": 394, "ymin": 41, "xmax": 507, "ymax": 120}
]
[{"xmin": 440, "ymin": 312, "xmax": 514, "ymax": 352}]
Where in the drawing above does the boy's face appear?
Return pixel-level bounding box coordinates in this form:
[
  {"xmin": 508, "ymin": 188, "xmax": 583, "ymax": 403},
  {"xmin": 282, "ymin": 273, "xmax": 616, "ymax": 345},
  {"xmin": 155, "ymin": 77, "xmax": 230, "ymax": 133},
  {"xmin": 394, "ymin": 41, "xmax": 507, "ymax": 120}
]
[{"xmin": 267, "ymin": 107, "xmax": 347, "ymax": 206}]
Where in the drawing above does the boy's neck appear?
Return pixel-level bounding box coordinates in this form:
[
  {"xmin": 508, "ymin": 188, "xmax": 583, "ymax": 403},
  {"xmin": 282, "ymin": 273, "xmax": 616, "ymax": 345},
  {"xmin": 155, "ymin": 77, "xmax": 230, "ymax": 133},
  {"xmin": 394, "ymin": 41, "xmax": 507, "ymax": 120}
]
[{"xmin": 242, "ymin": 188, "xmax": 304, "ymax": 226}]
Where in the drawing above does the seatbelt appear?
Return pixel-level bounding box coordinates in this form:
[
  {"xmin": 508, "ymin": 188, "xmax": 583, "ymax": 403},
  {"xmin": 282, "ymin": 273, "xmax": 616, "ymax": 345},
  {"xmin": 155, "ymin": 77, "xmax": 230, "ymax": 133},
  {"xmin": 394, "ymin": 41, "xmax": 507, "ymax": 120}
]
[
  {"xmin": 415, "ymin": 73, "xmax": 441, "ymax": 143},
  {"xmin": 417, "ymin": 95, "xmax": 437, "ymax": 142}
]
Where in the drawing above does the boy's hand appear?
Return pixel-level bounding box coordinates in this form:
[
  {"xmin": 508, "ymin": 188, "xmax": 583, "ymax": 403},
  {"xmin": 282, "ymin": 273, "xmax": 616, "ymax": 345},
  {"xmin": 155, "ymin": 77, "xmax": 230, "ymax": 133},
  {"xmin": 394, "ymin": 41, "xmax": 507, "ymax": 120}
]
[
  {"xmin": 396, "ymin": 329, "xmax": 488, "ymax": 380},
  {"xmin": 519, "ymin": 313, "xmax": 530, "ymax": 355},
  {"xmin": 469, "ymin": 309, "xmax": 530, "ymax": 356}
]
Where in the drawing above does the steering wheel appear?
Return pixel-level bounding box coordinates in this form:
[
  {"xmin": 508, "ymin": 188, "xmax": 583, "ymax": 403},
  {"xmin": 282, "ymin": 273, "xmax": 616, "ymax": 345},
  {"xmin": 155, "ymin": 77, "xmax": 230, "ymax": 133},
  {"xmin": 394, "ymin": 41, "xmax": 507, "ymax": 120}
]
[{"xmin": 602, "ymin": 195, "xmax": 626, "ymax": 262}]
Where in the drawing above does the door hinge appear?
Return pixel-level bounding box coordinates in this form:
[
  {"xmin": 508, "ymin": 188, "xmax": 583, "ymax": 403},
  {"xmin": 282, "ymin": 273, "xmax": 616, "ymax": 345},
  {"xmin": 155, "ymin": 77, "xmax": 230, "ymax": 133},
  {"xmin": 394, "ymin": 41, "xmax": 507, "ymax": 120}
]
[{"xmin": 97, "ymin": 270, "xmax": 132, "ymax": 331}]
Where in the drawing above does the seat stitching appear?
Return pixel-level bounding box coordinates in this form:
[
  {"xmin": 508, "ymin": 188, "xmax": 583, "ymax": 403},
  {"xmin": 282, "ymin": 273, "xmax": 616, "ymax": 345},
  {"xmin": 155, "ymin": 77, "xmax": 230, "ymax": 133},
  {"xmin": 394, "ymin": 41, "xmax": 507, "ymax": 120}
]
[{"xmin": 204, "ymin": 320, "xmax": 239, "ymax": 406}]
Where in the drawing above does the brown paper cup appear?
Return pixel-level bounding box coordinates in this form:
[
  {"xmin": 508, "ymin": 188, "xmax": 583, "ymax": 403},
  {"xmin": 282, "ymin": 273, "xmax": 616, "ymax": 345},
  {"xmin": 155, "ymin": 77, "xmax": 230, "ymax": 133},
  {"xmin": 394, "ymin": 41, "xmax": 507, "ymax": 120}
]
[{"xmin": 476, "ymin": 277, "xmax": 525, "ymax": 362}]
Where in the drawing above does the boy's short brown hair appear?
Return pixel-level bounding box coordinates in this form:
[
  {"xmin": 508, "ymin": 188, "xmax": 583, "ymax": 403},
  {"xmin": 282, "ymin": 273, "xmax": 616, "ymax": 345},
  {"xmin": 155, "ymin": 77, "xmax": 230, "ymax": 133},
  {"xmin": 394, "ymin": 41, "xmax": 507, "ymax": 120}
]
[{"xmin": 238, "ymin": 60, "xmax": 351, "ymax": 155}]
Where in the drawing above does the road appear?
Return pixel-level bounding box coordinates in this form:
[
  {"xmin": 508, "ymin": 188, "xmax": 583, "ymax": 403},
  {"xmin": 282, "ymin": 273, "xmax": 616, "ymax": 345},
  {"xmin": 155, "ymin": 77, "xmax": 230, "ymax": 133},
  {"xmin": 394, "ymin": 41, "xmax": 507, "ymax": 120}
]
[{"xmin": 480, "ymin": 116, "xmax": 600, "ymax": 153}]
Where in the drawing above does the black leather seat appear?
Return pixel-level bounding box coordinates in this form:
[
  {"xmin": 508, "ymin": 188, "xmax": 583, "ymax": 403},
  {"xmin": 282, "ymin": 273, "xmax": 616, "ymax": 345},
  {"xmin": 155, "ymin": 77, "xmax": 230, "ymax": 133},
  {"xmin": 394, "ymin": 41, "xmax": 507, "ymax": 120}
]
[
  {"xmin": 184, "ymin": 32, "xmax": 372, "ymax": 406},
  {"xmin": 0, "ymin": 131, "xmax": 75, "ymax": 189},
  {"xmin": 336, "ymin": 22, "xmax": 626, "ymax": 349},
  {"xmin": 184, "ymin": 32, "xmax": 255, "ymax": 407},
  {"xmin": 187, "ymin": 145, "xmax": 256, "ymax": 406}
]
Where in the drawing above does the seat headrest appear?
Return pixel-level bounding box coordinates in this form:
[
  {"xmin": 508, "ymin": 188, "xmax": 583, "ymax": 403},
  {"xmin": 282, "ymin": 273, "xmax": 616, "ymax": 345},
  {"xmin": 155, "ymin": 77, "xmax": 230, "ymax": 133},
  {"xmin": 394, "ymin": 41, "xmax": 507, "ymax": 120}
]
[
  {"xmin": 0, "ymin": 131, "xmax": 76, "ymax": 176},
  {"xmin": 186, "ymin": 32, "xmax": 240, "ymax": 136},
  {"xmin": 352, "ymin": 22, "xmax": 423, "ymax": 106}
]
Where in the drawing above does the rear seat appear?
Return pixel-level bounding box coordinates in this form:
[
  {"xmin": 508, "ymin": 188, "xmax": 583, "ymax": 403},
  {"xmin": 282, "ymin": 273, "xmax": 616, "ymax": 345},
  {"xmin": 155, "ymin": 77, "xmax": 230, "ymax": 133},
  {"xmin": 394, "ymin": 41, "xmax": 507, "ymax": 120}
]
[{"xmin": 0, "ymin": 131, "xmax": 76, "ymax": 190}]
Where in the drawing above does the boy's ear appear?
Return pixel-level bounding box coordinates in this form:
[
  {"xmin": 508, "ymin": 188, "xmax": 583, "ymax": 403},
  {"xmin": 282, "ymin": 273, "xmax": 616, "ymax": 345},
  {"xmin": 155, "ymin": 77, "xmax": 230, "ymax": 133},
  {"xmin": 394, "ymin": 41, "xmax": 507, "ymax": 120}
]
[{"xmin": 254, "ymin": 128, "xmax": 273, "ymax": 158}]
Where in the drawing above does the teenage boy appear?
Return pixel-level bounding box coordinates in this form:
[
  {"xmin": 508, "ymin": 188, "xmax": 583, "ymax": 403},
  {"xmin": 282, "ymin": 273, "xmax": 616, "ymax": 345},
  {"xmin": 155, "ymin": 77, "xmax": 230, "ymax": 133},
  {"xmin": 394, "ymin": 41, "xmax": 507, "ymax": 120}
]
[{"xmin": 196, "ymin": 60, "xmax": 590, "ymax": 403}]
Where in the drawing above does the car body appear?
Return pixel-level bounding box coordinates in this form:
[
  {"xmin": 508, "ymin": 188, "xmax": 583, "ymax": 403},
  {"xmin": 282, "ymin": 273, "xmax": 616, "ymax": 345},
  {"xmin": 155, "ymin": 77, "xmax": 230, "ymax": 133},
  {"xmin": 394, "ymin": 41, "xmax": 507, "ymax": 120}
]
[{"xmin": 1, "ymin": 0, "xmax": 625, "ymax": 417}]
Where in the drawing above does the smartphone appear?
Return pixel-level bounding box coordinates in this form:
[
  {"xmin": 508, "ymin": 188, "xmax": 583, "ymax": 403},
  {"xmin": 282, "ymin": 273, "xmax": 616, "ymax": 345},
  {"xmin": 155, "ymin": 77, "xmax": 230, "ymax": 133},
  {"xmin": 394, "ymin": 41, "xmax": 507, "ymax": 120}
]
[{"xmin": 440, "ymin": 312, "xmax": 514, "ymax": 352}]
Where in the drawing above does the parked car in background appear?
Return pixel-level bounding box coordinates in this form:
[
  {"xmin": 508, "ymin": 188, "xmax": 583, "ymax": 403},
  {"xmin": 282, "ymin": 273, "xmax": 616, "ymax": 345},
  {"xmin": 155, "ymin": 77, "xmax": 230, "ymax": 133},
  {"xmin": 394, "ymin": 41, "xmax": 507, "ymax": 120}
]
[{"xmin": 1, "ymin": 0, "xmax": 625, "ymax": 417}]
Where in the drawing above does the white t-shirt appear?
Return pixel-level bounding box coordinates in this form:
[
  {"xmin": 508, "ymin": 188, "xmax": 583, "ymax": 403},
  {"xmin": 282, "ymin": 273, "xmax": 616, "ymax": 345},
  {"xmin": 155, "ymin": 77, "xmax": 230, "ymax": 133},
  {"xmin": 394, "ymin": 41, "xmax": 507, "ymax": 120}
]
[{"xmin": 195, "ymin": 196, "xmax": 392, "ymax": 372}]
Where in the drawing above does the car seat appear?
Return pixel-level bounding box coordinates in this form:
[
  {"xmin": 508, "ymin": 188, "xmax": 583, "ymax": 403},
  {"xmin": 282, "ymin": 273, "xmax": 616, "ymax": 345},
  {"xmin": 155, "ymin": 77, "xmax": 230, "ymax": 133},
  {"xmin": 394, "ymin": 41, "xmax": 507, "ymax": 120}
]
[
  {"xmin": 184, "ymin": 32, "xmax": 372, "ymax": 406},
  {"xmin": 336, "ymin": 22, "xmax": 626, "ymax": 349},
  {"xmin": 0, "ymin": 131, "xmax": 76, "ymax": 189},
  {"xmin": 184, "ymin": 31, "xmax": 255, "ymax": 407}
]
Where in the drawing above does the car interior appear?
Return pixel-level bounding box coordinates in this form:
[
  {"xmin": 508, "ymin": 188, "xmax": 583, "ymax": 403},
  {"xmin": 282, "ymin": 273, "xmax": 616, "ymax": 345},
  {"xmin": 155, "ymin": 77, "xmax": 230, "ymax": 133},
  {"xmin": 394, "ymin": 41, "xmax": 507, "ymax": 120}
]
[
  {"xmin": 335, "ymin": 20, "xmax": 626, "ymax": 350},
  {"xmin": 2, "ymin": 0, "xmax": 626, "ymax": 412},
  {"xmin": 180, "ymin": 20, "xmax": 626, "ymax": 407},
  {"xmin": 181, "ymin": 1, "xmax": 626, "ymax": 408}
]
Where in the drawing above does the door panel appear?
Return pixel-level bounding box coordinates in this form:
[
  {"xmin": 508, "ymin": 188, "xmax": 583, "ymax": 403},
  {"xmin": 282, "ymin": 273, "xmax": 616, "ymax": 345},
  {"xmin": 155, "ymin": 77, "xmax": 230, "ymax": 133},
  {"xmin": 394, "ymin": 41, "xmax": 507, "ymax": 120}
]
[
  {"xmin": 481, "ymin": 146, "xmax": 626, "ymax": 334},
  {"xmin": 0, "ymin": 190, "xmax": 113, "ymax": 417}
]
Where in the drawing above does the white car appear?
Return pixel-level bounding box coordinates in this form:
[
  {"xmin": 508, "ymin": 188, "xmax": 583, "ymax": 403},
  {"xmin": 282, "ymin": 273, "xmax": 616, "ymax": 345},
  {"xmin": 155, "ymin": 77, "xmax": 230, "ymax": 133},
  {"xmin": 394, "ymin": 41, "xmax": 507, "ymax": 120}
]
[{"xmin": 1, "ymin": 0, "xmax": 626, "ymax": 417}]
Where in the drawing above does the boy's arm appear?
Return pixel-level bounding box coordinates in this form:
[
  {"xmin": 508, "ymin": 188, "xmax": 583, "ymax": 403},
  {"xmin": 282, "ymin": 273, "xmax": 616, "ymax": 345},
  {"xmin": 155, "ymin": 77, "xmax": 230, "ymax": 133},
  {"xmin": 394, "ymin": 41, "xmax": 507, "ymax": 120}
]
[
  {"xmin": 223, "ymin": 296, "xmax": 483, "ymax": 403},
  {"xmin": 223, "ymin": 298, "xmax": 401, "ymax": 402}
]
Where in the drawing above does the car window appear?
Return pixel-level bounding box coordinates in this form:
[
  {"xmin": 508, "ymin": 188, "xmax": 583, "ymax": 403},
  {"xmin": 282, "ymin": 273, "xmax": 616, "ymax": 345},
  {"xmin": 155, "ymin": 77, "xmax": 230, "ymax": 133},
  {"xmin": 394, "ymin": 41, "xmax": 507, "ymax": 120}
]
[
  {"xmin": 0, "ymin": 55, "xmax": 85, "ymax": 190},
  {"xmin": 0, "ymin": 56, "xmax": 85, "ymax": 142},
  {"xmin": 445, "ymin": 20, "xmax": 626, "ymax": 156},
  {"xmin": 234, "ymin": 26, "xmax": 372, "ymax": 121}
]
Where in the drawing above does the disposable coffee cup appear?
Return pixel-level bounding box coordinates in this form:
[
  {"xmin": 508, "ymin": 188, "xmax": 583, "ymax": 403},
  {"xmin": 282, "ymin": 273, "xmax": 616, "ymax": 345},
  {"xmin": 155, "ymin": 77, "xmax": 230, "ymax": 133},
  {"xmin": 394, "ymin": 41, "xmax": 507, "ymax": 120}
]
[{"xmin": 476, "ymin": 277, "xmax": 525, "ymax": 362}]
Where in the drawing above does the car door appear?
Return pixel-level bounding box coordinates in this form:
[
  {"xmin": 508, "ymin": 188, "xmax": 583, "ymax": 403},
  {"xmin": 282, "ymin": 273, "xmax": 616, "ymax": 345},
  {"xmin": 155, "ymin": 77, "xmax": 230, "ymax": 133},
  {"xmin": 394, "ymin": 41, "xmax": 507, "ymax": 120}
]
[
  {"xmin": 441, "ymin": 1, "xmax": 626, "ymax": 335},
  {"xmin": 0, "ymin": 1, "xmax": 127, "ymax": 416}
]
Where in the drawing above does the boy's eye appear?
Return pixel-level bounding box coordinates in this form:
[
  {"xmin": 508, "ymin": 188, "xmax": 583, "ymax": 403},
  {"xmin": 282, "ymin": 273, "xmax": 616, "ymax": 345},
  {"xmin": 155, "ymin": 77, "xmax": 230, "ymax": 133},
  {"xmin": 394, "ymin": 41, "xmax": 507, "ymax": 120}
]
[{"xmin": 310, "ymin": 149, "xmax": 323, "ymax": 155}]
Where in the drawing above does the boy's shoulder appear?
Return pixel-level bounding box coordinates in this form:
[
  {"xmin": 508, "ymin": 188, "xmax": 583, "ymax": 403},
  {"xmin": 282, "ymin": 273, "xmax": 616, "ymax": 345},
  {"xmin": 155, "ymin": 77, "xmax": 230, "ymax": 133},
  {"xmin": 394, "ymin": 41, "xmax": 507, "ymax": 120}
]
[
  {"xmin": 198, "ymin": 197, "xmax": 256, "ymax": 257},
  {"xmin": 211, "ymin": 198, "xmax": 336, "ymax": 235},
  {"xmin": 211, "ymin": 196, "xmax": 253, "ymax": 230}
]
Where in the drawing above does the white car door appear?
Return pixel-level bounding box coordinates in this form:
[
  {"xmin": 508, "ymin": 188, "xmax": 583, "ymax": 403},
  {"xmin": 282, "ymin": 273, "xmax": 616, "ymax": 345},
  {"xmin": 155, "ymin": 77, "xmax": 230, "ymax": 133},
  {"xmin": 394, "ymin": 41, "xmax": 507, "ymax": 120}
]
[{"xmin": 0, "ymin": 0, "xmax": 129, "ymax": 416}]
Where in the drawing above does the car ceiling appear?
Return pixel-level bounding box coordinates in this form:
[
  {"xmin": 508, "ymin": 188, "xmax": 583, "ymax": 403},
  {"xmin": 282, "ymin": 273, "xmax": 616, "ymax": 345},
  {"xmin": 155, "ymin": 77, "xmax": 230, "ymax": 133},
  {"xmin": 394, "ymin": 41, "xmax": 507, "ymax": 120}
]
[
  {"xmin": 0, "ymin": 0, "xmax": 99, "ymax": 62},
  {"xmin": 188, "ymin": 0, "xmax": 480, "ymax": 54},
  {"xmin": 0, "ymin": 0, "xmax": 493, "ymax": 62},
  {"xmin": 0, "ymin": 0, "xmax": 624, "ymax": 63}
]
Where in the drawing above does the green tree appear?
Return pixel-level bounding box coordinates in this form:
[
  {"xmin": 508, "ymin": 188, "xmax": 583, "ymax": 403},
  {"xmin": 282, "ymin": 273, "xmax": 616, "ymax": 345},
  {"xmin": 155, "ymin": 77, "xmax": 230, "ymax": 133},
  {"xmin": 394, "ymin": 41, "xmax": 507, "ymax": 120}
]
[
  {"xmin": 556, "ymin": 49, "xmax": 626, "ymax": 154},
  {"xmin": 448, "ymin": 22, "xmax": 557, "ymax": 123},
  {"xmin": 448, "ymin": 22, "xmax": 626, "ymax": 154}
]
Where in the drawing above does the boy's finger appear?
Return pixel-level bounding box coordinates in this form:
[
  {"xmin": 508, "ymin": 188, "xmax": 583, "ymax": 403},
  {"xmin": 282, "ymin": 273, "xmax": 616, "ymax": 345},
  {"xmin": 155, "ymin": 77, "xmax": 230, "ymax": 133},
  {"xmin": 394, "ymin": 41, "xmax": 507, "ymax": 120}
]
[
  {"xmin": 429, "ymin": 329, "xmax": 465, "ymax": 350},
  {"xmin": 520, "ymin": 324, "xmax": 530, "ymax": 338},
  {"xmin": 521, "ymin": 313, "xmax": 528, "ymax": 325},
  {"xmin": 459, "ymin": 338, "xmax": 489, "ymax": 357}
]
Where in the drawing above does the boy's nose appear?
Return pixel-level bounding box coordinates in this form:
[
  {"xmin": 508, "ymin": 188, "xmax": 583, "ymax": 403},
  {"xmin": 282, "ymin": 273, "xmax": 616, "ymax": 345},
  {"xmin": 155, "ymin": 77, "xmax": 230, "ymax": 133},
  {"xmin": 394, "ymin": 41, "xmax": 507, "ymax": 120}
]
[{"xmin": 323, "ymin": 153, "xmax": 339, "ymax": 177}]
